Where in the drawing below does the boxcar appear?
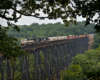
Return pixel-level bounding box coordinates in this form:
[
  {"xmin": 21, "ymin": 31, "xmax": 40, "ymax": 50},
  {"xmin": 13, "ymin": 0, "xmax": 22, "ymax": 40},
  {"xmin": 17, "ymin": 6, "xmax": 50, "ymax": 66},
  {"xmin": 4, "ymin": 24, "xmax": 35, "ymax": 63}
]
[
  {"xmin": 48, "ymin": 37, "xmax": 56, "ymax": 41},
  {"xmin": 89, "ymin": 34, "xmax": 94, "ymax": 37},
  {"xmin": 79, "ymin": 35, "xmax": 83, "ymax": 38},
  {"xmin": 83, "ymin": 35, "xmax": 85, "ymax": 37},
  {"xmin": 67, "ymin": 36, "xmax": 71, "ymax": 39},
  {"xmin": 75, "ymin": 35, "xmax": 78, "ymax": 38}
]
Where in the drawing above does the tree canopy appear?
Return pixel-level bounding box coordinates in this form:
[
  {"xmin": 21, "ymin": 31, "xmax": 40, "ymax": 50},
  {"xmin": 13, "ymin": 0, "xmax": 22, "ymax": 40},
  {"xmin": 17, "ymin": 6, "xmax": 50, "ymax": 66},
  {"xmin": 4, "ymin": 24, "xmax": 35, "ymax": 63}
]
[
  {"xmin": 0, "ymin": 26, "xmax": 27, "ymax": 59},
  {"xmin": 7, "ymin": 22, "xmax": 95, "ymax": 45},
  {"xmin": 92, "ymin": 34, "xmax": 100, "ymax": 49},
  {"xmin": 0, "ymin": 0, "xmax": 100, "ymax": 33},
  {"xmin": 61, "ymin": 46, "xmax": 100, "ymax": 80}
]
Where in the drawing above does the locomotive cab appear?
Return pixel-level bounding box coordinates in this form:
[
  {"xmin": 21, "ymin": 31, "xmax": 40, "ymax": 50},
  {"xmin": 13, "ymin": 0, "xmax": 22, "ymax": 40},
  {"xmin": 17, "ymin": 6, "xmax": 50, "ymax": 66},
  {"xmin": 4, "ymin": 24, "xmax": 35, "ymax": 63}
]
[{"xmin": 21, "ymin": 39, "xmax": 27, "ymax": 47}]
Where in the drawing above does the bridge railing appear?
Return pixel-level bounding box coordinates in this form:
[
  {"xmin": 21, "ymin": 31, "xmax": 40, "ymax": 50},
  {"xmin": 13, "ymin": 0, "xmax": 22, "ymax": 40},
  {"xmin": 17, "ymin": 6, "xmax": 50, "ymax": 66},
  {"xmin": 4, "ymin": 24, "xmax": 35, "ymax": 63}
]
[{"xmin": 0, "ymin": 37, "xmax": 89, "ymax": 80}]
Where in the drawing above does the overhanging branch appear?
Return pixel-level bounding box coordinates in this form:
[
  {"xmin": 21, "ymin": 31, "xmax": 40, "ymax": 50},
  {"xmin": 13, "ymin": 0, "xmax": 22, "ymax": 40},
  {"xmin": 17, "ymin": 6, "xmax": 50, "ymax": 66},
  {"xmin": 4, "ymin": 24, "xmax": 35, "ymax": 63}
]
[
  {"xmin": 11, "ymin": 7, "xmax": 49, "ymax": 19},
  {"xmin": 0, "ymin": 14, "xmax": 22, "ymax": 21}
]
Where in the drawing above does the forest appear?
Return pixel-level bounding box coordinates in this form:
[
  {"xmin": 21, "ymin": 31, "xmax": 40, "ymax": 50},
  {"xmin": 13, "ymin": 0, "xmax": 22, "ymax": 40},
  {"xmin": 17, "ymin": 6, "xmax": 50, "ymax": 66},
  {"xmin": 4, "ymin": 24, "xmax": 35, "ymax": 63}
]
[
  {"xmin": 1, "ymin": 20, "xmax": 100, "ymax": 80},
  {"xmin": 7, "ymin": 21, "xmax": 95, "ymax": 45}
]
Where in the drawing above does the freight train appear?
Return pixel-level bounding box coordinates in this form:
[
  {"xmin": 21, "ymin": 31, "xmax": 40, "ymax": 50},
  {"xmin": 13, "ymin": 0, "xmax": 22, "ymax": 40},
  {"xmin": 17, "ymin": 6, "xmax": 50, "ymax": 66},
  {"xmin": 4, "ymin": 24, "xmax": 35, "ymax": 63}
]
[{"xmin": 21, "ymin": 34, "xmax": 94, "ymax": 47}]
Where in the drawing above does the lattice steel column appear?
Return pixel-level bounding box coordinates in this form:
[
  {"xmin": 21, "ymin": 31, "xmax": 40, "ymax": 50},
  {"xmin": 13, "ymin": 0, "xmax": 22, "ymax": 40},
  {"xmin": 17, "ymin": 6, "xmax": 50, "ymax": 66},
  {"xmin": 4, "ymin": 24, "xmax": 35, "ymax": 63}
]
[
  {"xmin": 67, "ymin": 42, "xmax": 70, "ymax": 66},
  {"xmin": 64, "ymin": 43, "xmax": 68, "ymax": 68},
  {"xmin": 52, "ymin": 45, "xmax": 56, "ymax": 79},
  {"xmin": 47, "ymin": 47, "xmax": 52, "ymax": 80},
  {"xmin": 56, "ymin": 45, "xmax": 60, "ymax": 80},
  {"xmin": 49, "ymin": 46, "xmax": 53, "ymax": 80},
  {"xmin": 72, "ymin": 41, "xmax": 75, "ymax": 57},
  {"xmin": 70, "ymin": 42, "xmax": 73, "ymax": 63},
  {"xmin": 80, "ymin": 40, "xmax": 83, "ymax": 54},
  {"xmin": 0, "ymin": 59, "xmax": 4, "ymax": 80},
  {"xmin": 19, "ymin": 55, "xmax": 30, "ymax": 80},
  {"xmin": 61, "ymin": 43, "xmax": 65, "ymax": 70},
  {"xmin": 42, "ymin": 47, "xmax": 47, "ymax": 80}
]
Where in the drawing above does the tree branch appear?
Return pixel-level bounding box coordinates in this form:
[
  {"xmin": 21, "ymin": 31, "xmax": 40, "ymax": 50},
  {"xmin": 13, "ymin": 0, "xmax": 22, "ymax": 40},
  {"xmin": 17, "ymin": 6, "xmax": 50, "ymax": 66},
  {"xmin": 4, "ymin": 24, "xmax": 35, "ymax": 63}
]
[
  {"xmin": 11, "ymin": 7, "xmax": 49, "ymax": 19},
  {"xmin": 0, "ymin": 14, "xmax": 22, "ymax": 21}
]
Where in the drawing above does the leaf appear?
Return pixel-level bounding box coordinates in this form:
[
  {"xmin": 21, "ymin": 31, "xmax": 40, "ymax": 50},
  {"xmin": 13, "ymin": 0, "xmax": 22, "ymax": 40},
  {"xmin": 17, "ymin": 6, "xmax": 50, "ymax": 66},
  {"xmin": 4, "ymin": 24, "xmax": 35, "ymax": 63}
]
[{"xmin": 13, "ymin": 25, "xmax": 20, "ymax": 32}]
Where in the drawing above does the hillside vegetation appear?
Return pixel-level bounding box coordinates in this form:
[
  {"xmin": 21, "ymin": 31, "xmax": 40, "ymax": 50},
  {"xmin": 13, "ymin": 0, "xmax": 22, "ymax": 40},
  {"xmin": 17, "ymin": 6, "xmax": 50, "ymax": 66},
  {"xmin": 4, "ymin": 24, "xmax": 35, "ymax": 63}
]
[
  {"xmin": 7, "ymin": 21, "xmax": 95, "ymax": 45},
  {"xmin": 61, "ymin": 45, "xmax": 100, "ymax": 80}
]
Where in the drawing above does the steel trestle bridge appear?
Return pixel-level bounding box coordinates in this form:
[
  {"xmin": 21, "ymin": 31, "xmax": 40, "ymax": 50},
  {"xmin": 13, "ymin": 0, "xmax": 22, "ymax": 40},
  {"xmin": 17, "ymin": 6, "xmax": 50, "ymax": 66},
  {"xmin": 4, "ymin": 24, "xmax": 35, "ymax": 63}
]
[{"xmin": 0, "ymin": 37, "xmax": 89, "ymax": 80}]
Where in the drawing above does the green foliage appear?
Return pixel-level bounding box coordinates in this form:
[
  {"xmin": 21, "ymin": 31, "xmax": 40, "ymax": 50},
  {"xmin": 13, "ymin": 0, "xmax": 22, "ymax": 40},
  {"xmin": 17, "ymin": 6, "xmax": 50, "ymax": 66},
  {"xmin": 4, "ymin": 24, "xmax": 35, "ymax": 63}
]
[
  {"xmin": 61, "ymin": 65, "xmax": 84, "ymax": 80},
  {"xmin": 92, "ymin": 34, "xmax": 100, "ymax": 49},
  {"xmin": 61, "ymin": 47, "xmax": 100, "ymax": 80},
  {"xmin": 0, "ymin": 0, "xmax": 99, "ymax": 59},
  {"xmin": 72, "ymin": 49, "xmax": 100, "ymax": 79},
  {"xmin": 0, "ymin": 26, "xmax": 27, "ymax": 59},
  {"xmin": 7, "ymin": 22, "xmax": 95, "ymax": 45},
  {"xmin": 0, "ymin": 0, "xmax": 100, "ymax": 33}
]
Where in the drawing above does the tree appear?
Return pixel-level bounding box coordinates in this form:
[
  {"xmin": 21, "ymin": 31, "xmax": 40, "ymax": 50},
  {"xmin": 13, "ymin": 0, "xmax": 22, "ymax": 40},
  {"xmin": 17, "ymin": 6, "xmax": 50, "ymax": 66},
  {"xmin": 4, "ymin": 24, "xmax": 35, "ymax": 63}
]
[
  {"xmin": 61, "ymin": 65, "xmax": 84, "ymax": 80},
  {"xmin": 61, "ymin": 47, "xmax": 100, "ymax": 80},
  {"xmin": 0, "ymin": 0, "xmax": 100, "ymax": 32},
  {"xmin": 0, "ymin": 26, "xmax": 27, "ymax": 59},
  {"xmin": 7, "ymin": 22, "xmax": 95, "ymax": 45},
  {"xmin": 0, "ymin": 0, "xmax": 99, "ymax": 58},
  {"xmin": 92, "ymin": 34, "xmax": 100, "ymax": 49}
]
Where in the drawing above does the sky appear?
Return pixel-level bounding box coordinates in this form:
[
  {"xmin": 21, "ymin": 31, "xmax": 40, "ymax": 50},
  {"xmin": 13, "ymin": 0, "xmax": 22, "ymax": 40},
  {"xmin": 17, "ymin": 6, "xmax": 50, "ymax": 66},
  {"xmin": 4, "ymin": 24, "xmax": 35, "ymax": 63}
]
[
  {"xmin": 0, "ymin": 15, "xmax": 86, "ymax": 26},
  {"xmin": 0, "ymin": 1, "xmax": 98, "ymax": 27}
]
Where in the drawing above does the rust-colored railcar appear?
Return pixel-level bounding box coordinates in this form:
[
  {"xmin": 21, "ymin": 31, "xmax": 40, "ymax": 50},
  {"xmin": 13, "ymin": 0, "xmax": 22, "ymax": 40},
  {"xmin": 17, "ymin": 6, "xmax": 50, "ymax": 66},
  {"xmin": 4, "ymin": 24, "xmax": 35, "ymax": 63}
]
[
  {"xmin": 75, "ymin": 35, "xmax": 78, "ymax": 38},
  {"xmin": 79, "ymin": 35, "xmax": 83, "ymax": 37},
  {"xmin": 83, "ymin": 35, "xmax": 85, "ymax": 37},
  {"xmin": 87, "ymin": 34, "xmax": 90, "ymax": 37},
  {"xmin": 67, "ymin": 36, "xmax": 71, "ymax": 39}
]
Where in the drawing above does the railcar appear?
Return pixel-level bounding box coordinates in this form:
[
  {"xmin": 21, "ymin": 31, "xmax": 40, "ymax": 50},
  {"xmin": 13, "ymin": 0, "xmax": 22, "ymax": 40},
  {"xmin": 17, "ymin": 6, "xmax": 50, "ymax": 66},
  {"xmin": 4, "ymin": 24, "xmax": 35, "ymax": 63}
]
[
  {"xmin": 89, "ymin": 34, "xmax": 94, "ymax": 37},
  {"xmin": 70, "ymin": 35, "xmax": 73, "ymax": 39},
  {"xmin": 56, "ymin": 36, "xmax": 64, "ymax": 40},
  {"xmin": 67, "ymin": 35, "xmax": 71, "ymax": 39},
  {"xmin": 27, "ymin": 39, "xmax": 36, "ymax": 45},
  {"xmin": 87, "ymin": 34, "xmax": 90, "ymax": 37},
  {"xmin": 83, "ymin": 35, "xmax": 85, "ymax": 37},
  {"xmin": 21, "ymin": 34, "xmax": 95, "ymax": 47},
  {"xmin": 43, "ymin": 38, "xmax": 49, "ymax": 42},
  {"xmin": 35, "ymin": 38, "xmax": 43, "ymax": 44},
  {"xmin": 60, "ymin": 36, "xmax": 66, "ymax": 40},
  {"xmin": 78, "ymin": 35, "xmax": 80, "ymax": 38},
  {"xmin": 48, "ymin": 37, "xmax": 57, "ymax": 41},
  {"xmin": 75, "ymin": 35, "xmax": 78, "ymax": 38},
  {"xmin": 79, "ymin": 35, "xmax": 83, "ymax": 38}
]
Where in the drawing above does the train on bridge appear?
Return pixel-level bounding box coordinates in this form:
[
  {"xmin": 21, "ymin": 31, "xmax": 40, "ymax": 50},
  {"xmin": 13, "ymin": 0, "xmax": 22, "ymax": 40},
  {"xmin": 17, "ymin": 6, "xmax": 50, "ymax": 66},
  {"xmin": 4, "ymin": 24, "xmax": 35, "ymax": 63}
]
[{"xmin": 21, "ymin": 34, "xmax": 94, "ymax": 47}]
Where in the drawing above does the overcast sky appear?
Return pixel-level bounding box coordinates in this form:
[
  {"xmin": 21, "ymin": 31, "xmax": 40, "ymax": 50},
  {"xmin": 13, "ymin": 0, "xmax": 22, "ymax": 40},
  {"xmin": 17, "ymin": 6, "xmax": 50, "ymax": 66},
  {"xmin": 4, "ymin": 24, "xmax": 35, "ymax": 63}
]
[
  {"xmin": 0, "ymin": 1, "xmax": 98, "ymax": 27},
  {"xmin": 1, "ymin": 7, "xmax": 95, "ymax": 26},
  {"xmin": 0, "ymin": 15, "xmax": 87, "ymax": 26}
]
